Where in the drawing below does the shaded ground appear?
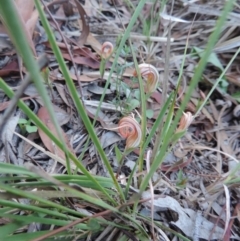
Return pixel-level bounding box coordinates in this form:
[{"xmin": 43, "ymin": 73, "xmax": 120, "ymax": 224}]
[{"xmin": 0, "ymin": 0, "xmax": 240, "ymax": 240}]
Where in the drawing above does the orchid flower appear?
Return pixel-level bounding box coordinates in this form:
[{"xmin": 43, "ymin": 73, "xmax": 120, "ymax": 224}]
[
  {"xmin": 101, "ymin": 41, "xmax": 114, "ymax": 59},
  {"xmin": 134, "ymin": 63, "xmax": 159, "ymax": 93},
  {"xmin": 118, "ymin": 116, "xmax": 142, "ymax": 149},
  {"xmin": 100, "ymin": 41, "xmax": 113, "ymax": 78},
  {"xmin": 176, "ymin": 112, "xmax": 193, "ymax": 133}
]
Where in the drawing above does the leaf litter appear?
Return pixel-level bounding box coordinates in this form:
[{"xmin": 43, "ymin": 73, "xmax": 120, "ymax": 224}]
[{"xmin": 0, "ymin": 0, "xmax": 240, "ymax": 240}]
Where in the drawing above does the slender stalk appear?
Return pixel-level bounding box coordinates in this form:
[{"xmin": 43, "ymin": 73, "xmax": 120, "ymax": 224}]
[
  {"xmin": 0, "ymin": 0, "xmax": 72, "ymax": 175},
  {"xmin": 34, "ymin": 0, "xmax": 123, "ymax": 201},
  {"xmin": 140, "ymin": 0, "xmax": 236, "ymax": 193},
  {"xmin": 129, "ymin": 40, "xmax": 146, "ymax": 178}
]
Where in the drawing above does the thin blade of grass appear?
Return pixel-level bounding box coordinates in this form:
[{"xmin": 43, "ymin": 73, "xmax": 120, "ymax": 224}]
[
  {"xmin": 0, "ymin": 78, "xmax": 116, "ymax": 204},
  {"xmin": 129, "ymin": 40, "xmax": 146, "ymax": 176},
  {"xmin": 0, "ymin": 0, "xmax": 72, "ymax": 175},
  {"xmin": 77, "ymin": 0, "xmax": 148, "ymax": 177},
  {"xmin": 195, "ymin": 46, "xmax": 240, "ymax": 117},
  {"xmin": 142, "ymin": 92, "xmax": 174, "ymax": 151},
  {"xmin": 140, "ymin": 0, "xmax": 236, "ymax": 193},
  {"xmin": 0, "ymin": 213, "xmax": 89, "ymax": 229},
  {"xmin": 0, "ymin": 183, "xmax": 85, "ymax": 218},
  {"xmin": 34, "ymin": 0, "xmax": 123, "ymax": 201},
  {"xmin": 0, "ymin": 199, "xmax": 77, "ymax": 220}
]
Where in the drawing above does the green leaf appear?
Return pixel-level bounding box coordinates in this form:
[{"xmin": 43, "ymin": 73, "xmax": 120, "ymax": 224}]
[
  {"xmin": 0, "ymin": 220, "xmax": 29, "ymax": 237},
  {"xmin": 218, "ymin": 76, "xmax": 229, "ymax": 91},
  {"xmin": 18, "ymin": 118, "xmax": 28, "ymax": 124},
  {"xmin": 4, "ymin": 231, "xmax": 49, "ymax": 241},
  {"xmin": 193, "ymin": 47, "xmax": 224, "ymax": 71},
  {"xmin": 100, "ymin": 59, "xmax": 106, "ymax": 78},
  {"xmin": 176, "ymin": 170, "xmax": 187, "ymax": 189},
  {"xmin": 26, "ymin": 125, "xmax": 38, "ymax": 133},
  {"xmin": 115, "ymin": 145, "xmax": 122, "ymax": 164},
  {"xmin": 41, "ymin": 67, "xmax": 50, "ymax": 83},
  {"xmin": 87, "ymin": 218, "xmax": 101, "ymax": 231},
  {"xmin": 232, "ymin": 91, "xmax": 240, "ymax": 103},
  {"xmin": 146, "ymin": 109, "xmax": 154, "ymax": 119},
  {"xmin": 129, "ymin": 98, "xmax": 140, "ymax": 109},
  {"xmin": 170, "ymin": 130, "xmax": 186, "ymax": 143},
  {"xmin": 134, "ymin": 89, "xmax": 140, "ymax": 100},
  {"xmin": 34, "ymin": 0, "xmax": 120, "ymax": 203}
]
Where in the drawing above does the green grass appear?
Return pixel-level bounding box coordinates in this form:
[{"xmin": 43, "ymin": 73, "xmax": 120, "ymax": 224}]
[{"xmin": 0, "ymin": 0, "xmax": 237, "ymax": 240}]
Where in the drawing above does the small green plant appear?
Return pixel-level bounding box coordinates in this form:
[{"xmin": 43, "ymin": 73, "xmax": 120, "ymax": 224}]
[
  {"xmin": 191, "ymin": 47, "xmax": 229, "ymax": 92},
  {"xmin": 41, "ymin": 67, "xmax": 50, "ymax": 83},
  {"xmin": 232, "ymin": 91, "xmax": 240, "ymax": 103},
  {"xmin": 18, "ymin": 118, "xmax": 38, "ymax": 134},
  {"xmin": 0, "ymin": 0, "xmax": 237, "ymax": 240},
  {"xmin": 176, "ymin": 169, "xmax": 187, "ymax": 189},
  {"xmin": 120, "ymin": 43, "xmax": 132, "ymax": 57}
]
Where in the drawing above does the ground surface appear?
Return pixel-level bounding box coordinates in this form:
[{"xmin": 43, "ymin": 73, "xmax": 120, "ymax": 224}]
[{"xmin": 0, "ymin": 0, "xmax": 240, "ymax": 240}]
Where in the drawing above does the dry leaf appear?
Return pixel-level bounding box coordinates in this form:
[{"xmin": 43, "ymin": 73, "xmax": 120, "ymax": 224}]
[
  {"xmin": 74, "ymin": 0, "xmax": 89, "ymax": 46},
  {"xmin": 0, "ymin": 60, "xmax": 19, "ymax": 77},
  {"xmin": 100, "ymin": 132, "xmax": 121, "ymax": 149},
  {"xmin": 14, "ymin": 0, "xmax": 36, "ymax": 55},
  {"xmin": 0, "ymin": 97, "xmax": 33, "ymax": 111},
  {"xmin": 37, "ymin": 107, "xmax": 75, "ymax": 160},
  {"xmin": 62, "ymin": 53, "xmax": 105, "ymax": 69},
  {"xmin": 142, "ymin": 193, "xmax": 228, "ymax": 240}
]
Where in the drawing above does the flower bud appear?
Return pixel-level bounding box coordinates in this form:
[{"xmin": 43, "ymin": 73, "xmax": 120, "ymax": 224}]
[
  {"xmin": 118, "ymin": 116, "xmax": 142, "ymax": 149},
  {"xmin": 176, "ymin": 112, "xmax": 193, "ymax": 132},
  {"xmin": 134, "ymin": 63, "xmax": 159, "ymax": 93},
  {"xmin": 101, "ymin": 41, "xmax": 114, "ymax": 59}
]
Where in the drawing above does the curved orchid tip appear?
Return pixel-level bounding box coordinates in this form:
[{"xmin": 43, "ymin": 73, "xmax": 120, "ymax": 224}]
[
  {"xmin": 176, "ymin": 112, "xmax": 193, "ymax": 132},
  {"xmin": 134, "ymin": 63, "xmax": 159, "ymax": 93},
  {"xmin": 118, "ymin": 116, "xmax": 142, "ymax": 149},
  {"xmin": 101, "ymin": 41, "xmax": 114, "ymax": 59}
]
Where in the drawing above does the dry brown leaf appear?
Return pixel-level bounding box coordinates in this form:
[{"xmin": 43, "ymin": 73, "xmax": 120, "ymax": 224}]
[
  {"xmin": 85, "ymin": 106, "xmax": 115, "ymax": 128},
  {"xmin": 160, "ymin": 156, "xmax": 193, "ymax": 172},
  {"xmin": 85, "ymin": 33, "xmax": 102, "ymax": 55},
  {"xmin": 191, "ymin": 98, "xmax": 214, "ymax": 124},
  {"xmin": 62, "ymin": 53, "xmax": 108, "ymax": 69},
  {"xmin": 37, "ymin": 107, "xmax": 75, "ymax": 160},
  {"xmin": 15, "ymin": 0, "xmax": 34, "ymax": 22},
  {"xmin": 151, "ymin": 91, "xmax": 162, "ymax": 104},
  {"xmin": 55, "ymin": 84, "xmax": 71, "ymax": 107},
  {"xmin": 0, "ymin": 97, "xmax": 33, "ymax": 111},
  {"xmin": 0, "ymin": 60, "xmax": 19, "ymax": 77},
  {"xmin": 225, "ymin": 73, "xmax": 240, "ymax": 87},
  {"xmin": 63, "ymin": 2, "xmax": 74, "ymax": 17},
  {"xmin": 69, "ymin": 73, "xmax": 98, "ymax": 82},
  {"xmin": 204, "ymin": 121, "xmax": 214, "ymax": 142},
  {"xmin": 26, "ymin": 9, "xmax": 39, "ymax": 37},
  {"xmin": 84, "ymin": 0, "xmax": 98, "ymax": 17},
  {"xmin": 209, "ymin": 100, "xmax": 219, "ymax": 121},
  {"xmin": 14, "ymin": 131, "xmax": 77, "ymax": 170},
  {"xmin": 52, "ymin": 105, "xmax": 71, "ymax": 126},
  {"xmin": 74, "ymin": 0, "xmax": 89, "ymax": 46},
  {"xmin": 52, "ymin": 42, "xmax": 98, "ymax": 59},
  {"xmin": 0, "ymin": 101, "xmax": 11, "ymax": 112},
  {"xmin": 14, "ymin": 0, "xmax": 37, "ymax": 56}
]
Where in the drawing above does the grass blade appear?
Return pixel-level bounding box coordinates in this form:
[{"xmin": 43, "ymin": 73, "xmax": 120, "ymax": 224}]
[{"xmin": 140, "ymin": 0, "xmax": 236, "ymax": 193}]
